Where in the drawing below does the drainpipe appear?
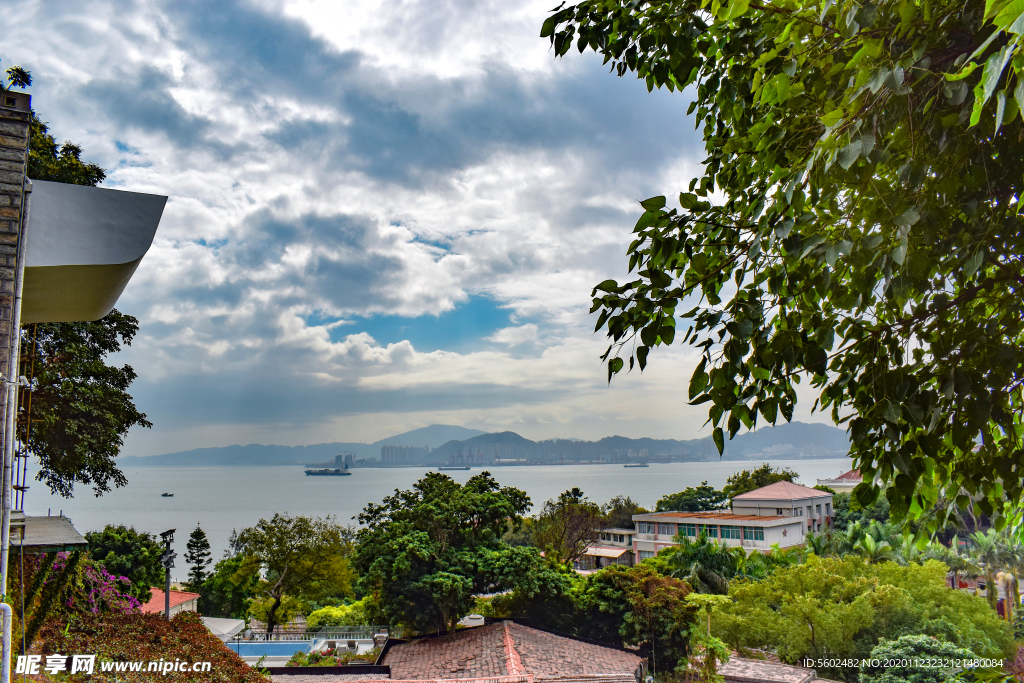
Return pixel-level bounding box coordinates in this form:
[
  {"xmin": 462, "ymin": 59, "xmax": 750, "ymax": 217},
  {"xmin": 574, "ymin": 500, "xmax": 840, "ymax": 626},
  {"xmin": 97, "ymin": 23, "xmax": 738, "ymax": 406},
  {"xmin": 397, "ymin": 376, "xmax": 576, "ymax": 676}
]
[
  {"xmin": 0, "ymin": 602, "xmax": 10, "ymax": 683},
  {"xmin": 0, "ymin": 179, "xmax": 28, "ymax": 683}
]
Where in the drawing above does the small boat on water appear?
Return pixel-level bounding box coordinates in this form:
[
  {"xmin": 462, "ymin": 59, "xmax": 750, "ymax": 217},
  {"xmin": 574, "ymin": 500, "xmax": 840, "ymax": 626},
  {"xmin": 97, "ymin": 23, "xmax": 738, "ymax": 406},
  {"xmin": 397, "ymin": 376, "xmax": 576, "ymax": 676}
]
[
  {"xmin": 305, "ymin": 465, "xmax": 352, "ymax": 476},
  {"xmin": 623, "ymin": 463, "xmax": 649, "ymax": 468},
  {"xmin": 161, "ymin": 493, "xmax": 174, "ymax": 497},
  {"xmin": 438, "ymin": 466, "xmax": 471, "ymax": 471}
]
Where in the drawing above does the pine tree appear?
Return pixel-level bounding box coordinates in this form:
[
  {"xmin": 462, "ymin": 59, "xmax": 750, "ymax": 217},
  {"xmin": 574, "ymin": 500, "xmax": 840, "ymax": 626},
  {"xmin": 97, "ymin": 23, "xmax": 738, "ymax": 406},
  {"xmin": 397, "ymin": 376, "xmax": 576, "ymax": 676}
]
[{"xmin": 184, "ymin": 524, "xmax": 212, "ymax": 593}]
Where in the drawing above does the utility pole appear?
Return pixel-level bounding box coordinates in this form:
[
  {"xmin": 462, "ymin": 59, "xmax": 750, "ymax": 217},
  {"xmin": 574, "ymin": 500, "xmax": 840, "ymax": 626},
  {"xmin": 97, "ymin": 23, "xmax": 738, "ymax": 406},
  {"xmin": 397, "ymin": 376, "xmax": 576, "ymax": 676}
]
[{"xmin": 159, "ymin": 529, "xmax": 176, "ymax": 619}]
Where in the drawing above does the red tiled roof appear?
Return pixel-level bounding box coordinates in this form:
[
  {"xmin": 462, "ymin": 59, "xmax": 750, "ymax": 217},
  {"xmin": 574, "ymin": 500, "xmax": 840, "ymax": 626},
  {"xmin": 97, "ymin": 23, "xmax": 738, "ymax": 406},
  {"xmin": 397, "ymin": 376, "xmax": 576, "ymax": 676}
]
[
  {"xmin": 732, "ymin": 480, "xmax": 829, "ymax": 501},
  {"xmin": 383, "ymin": 621, "xmax": 642, "ymax": 681},
  {"xmin": 834, "ymin": 469, "xmax": 861, "ymax": 481},
  {"xmin": 140, "ymin": 588, "xmax": 200, "ymax": 614}
]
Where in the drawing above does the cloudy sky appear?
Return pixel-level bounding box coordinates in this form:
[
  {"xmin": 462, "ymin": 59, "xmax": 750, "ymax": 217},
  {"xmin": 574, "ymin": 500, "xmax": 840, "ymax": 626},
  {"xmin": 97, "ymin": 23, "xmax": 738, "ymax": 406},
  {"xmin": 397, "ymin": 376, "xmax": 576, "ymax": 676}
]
[{"xmin": 3, "ymin": 0, "xmax": 822, "ymax": 456}]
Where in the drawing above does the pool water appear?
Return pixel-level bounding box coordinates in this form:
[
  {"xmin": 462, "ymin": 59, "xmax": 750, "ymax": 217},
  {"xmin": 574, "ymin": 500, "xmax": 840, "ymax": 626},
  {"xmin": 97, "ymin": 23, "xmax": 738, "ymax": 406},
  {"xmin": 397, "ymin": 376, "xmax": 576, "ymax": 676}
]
[{"xmin": 228, "ymin": 641, "xmax": 312, "ymax": 657}]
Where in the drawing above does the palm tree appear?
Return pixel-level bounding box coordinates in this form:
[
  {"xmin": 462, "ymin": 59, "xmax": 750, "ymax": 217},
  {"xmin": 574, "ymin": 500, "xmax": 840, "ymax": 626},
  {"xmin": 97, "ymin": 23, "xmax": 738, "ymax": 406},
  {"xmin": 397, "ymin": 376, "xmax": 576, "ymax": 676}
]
[
  {"xmin": 855, "ymin": 534, "xmax": 897, "ymax": 563},
  {"xmin": 662, "ymin": 532, "xmax": 736, "ymax": 594},
  {"xmin": 969, "ymin": 529, "xmax": 1006, "ymax": 612}
]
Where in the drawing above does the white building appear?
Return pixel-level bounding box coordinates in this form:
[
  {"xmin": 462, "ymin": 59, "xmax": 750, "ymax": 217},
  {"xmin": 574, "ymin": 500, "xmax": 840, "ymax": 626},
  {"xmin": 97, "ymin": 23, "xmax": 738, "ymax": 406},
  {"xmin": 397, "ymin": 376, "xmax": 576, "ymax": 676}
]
[
  {"xmin": 581, "ymin": 528, "xmax": 636, "ymax": 569},
  {"xmin": 816, "ymin": 468, "xmax": 862, "ymax": 494},
  {"xmin": 731, "ymin": 481, "xmax": 834, "ymax": 533},
  {"xmin": 631, "ymin": 511, "xmax": 806, "ymax": 557},
  {"xmin": 631, "ymin": 481, "xmax": 834, "ymax": 558}
]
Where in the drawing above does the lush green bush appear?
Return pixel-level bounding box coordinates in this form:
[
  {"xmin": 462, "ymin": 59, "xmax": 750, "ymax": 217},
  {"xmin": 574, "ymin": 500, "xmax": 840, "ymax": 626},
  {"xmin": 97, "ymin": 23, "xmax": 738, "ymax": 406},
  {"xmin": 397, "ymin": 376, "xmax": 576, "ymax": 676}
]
[
  {"xmin": 306, "ymin": 597, "xmax": 371, "ymax": 630},
  {"xmin": 37, "ymin": 611, "xmax": 266, "ymax": 682},
  {"xmin": 83, "ymin": 525, "xmax": 163, "ymax": 602},
  {"xmin": 713, "ymin": 556, "xmax": 1013, "ymax": 682},
  {"xmin": 858, "ymin": 635, "xmax": 976, "ymax": 683}
]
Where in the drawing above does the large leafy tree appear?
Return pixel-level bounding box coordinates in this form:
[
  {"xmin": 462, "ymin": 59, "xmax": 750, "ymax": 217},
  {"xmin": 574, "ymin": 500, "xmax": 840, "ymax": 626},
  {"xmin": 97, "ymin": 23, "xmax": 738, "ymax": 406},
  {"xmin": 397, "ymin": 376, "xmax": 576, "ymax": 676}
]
[
  {"xmin": 82, "ymin": 524, "xmax": 164, "ymax": 603},
  {"xmin": 22, "ymin": 313, "xmax": 151, "ymax": 497},
  {"xmin": 531, "ymin": 487, "xmax": 603, "ymax": 564},
  {"xmin": 354, "ymin": 471, "xmax": 534, "ymax": 634},
  {"xmin": 574, "ymin": 564, "xmax": 697, "ymax": 673},
  {"xmin": 722, "ymin": 464, "xmax": 798, "ymax": 499},
  {"xmin": 236, "ymin": 513, "xmax": 354, "ymax": 636},
  {"xmin": 199, "ymin": 554, "xmax": 259, "ymax": 619},
  {"xmin": 656, "ymin": 481, "xmax": 727, "ymax": 511},
  {"xmin": 545, "ymin": 0, "xmax": 1024, "ymax": 528}
]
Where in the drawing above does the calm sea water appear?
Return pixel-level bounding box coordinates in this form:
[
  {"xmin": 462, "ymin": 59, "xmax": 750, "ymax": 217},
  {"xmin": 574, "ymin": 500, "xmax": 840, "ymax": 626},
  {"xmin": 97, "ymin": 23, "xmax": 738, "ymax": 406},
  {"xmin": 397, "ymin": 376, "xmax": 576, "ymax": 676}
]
[{"xmin": 23, "ymin": 458, "xmax": 850, "ymax": 580}]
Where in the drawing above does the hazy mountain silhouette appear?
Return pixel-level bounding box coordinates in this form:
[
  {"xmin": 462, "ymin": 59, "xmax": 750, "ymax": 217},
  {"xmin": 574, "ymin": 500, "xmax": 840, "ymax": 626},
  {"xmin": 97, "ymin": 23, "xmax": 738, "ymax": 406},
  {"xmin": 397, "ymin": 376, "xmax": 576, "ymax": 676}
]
[{"xmin": 118, "ymin": 421, "xmax": 849, "ymax": 467}]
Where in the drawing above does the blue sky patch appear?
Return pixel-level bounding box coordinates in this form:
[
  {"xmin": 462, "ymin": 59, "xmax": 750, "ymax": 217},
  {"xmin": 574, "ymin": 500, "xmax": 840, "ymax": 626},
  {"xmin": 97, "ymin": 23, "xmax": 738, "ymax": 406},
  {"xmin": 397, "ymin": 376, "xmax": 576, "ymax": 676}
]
[{"xmin": 327, "ymin": 297, "xmax": 517, "ymax": 352}]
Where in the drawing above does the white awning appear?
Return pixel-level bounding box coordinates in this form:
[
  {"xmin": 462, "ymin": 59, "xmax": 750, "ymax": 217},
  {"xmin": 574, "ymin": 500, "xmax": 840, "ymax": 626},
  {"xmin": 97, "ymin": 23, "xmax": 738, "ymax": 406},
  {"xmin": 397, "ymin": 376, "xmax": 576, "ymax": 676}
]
[
  {"xmin": 584, "ymin": 546, "xmax": 629, "ymax": 558},
  {"xmin": 23, "ymin": 180, "xmax": 166, "ymax": 323},
  {"xmin": 202, "ymin": 617, "xmax": 246, "ymax": 641}
]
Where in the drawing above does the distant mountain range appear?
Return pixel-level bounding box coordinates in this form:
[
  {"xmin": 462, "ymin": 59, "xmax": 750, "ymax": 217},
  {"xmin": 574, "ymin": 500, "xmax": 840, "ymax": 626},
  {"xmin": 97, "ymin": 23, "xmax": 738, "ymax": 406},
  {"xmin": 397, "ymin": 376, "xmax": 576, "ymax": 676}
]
[{"xmin": 118, "ymin": 421, "xmax": 850, "ymax": 467}]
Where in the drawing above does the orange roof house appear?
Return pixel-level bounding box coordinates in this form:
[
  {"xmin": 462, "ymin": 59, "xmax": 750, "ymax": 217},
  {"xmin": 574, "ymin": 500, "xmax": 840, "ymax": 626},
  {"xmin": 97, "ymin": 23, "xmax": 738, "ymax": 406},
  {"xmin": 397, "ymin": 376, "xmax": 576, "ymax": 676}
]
[{"xmin": 141, "ymin": 588, "xmax": 200, "ymax": 617}]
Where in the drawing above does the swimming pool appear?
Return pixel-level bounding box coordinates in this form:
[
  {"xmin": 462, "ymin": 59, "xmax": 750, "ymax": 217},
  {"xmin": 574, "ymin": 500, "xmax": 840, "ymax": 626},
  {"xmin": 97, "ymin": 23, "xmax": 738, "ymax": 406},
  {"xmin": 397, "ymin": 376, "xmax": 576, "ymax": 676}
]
[{"xmin": 228, "ymin": 641, "xmax": 312, "ymax": 657}]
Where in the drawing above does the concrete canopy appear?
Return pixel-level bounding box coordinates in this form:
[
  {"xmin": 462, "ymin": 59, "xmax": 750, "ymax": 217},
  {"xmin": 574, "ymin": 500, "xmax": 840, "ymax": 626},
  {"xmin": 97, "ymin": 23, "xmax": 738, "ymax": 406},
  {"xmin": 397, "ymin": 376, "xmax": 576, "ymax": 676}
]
[{"xmin": 22, "ymin": 180, "xmax": 166, "ymax": 323}]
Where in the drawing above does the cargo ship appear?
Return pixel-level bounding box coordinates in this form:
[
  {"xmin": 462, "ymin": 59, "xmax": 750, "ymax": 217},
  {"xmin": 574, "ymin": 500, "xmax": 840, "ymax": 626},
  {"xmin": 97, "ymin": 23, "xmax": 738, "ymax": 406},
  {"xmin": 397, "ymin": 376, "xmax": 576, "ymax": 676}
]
[{"xmin": 304, "ymin": 464, "xmax": 352, "ymax": 476}]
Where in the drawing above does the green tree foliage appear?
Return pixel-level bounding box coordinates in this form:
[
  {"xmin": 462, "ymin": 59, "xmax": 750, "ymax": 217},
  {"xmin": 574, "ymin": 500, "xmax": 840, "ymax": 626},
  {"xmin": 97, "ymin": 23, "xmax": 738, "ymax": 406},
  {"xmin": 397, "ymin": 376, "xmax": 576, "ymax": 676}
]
[
  {"xmin": 532, "ymin": 487, "xmax": 603, "ymax": 564},
  {"xmin": 574, "ymin": 564, "xmax": 698, "ymax": 673},
  {"xmin": 354, "ymin": 471, "xmax": 534, "ymax": 634},
  {"xmin": 655, "ymin": 481, "xmax": 727, "ymax": 511},
  {"xmin": 544, "ymin": 0, "xmax": 1024, "ymax": 529},
  {"xmin": 858, "ymin": 634, "xmax": 976, "ymax": 683},
  {"xmin": 198, "ymin": 554, "xmax": 258, "ymax": 619},
  {"xmin": 722, "ymin": 465, "xmax": 798, "ymax": 499},
  {"xmin": 834, "ymin": 491, "xmax": 892, "ymax": 530},
  {"xmin": 237, "ymin": 514, "xmax": 355, "ymax": 636},
  {"xmin": 21, "ymin": 313, "xmax": 152, "ymax": 497},
  {"xmin": 83, "ymin": 525, "xmax": 163, "ymax": 603},
  {"xmin": 29, "ymin": 113, "xmax": 106, "ymax": 186},
  {"xmin": 603, "ymin": 495, "xmax": 647, "ymax": 528},
  {"xmin": 306, "ymin": 597, "xmax": 371, "ymax": 630},
  {"xmin": 652, "ymin": 532, "xmax": 799, "ymax": 593},
  {"xmin": 184, "ymin": 524, "xmax": 212, "ymax": 593},
  {"xmin": 685, "ymin": 594, "xmax": 732, "ymax": 683},
  {"xmin": 713, "ymin": 556, "xmax": 1013, "ymax": 681}
]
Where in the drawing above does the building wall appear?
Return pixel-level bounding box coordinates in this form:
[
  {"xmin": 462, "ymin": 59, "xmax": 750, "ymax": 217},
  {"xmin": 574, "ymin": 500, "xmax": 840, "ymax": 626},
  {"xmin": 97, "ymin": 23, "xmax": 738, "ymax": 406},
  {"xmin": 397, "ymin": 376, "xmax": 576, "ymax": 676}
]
[
  {"xmin": 170, "ymin": 598, "xmax": 198, "ymax": 617},
  {"xmin": 0, "ymin": 92, "xmax": 30, "ymax": 515},
  {"xmin": 732, "ymin": 493, "xmax": 834, "ymax": 531}
]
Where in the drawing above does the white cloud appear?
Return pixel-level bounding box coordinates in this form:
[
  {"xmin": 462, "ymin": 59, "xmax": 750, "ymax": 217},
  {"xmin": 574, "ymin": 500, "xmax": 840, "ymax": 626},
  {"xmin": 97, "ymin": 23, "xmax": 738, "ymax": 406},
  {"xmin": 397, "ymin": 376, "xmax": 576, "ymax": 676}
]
[{"xmin": 0, "ymin": 0, "xmax": 773, "ymax": 458}]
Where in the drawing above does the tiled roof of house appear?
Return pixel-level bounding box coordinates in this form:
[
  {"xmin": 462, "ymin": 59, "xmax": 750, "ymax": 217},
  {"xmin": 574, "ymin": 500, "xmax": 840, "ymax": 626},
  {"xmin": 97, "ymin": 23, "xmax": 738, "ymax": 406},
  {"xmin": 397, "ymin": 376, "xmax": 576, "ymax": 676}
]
[
  {"xmin": 834, "ymin": 469, "xmax": 861, "ymax": 480},
  {"xmin": 732, "ymin": 481, "xmax": 829, "ymax": 501},
  {"xmin": 719, "ymin": 655, "xmax": 836, "ymax": 683},
  {"xmin": 635, "ymin": 512, "xmax": 782, "ymax": 521},
  {"xmin": 382, "ymin": 621, "xmax": 642, "ymax": 682},
  {"xmin": 140, "ymin": 588, "xmax": 200, "ymax": 615}
]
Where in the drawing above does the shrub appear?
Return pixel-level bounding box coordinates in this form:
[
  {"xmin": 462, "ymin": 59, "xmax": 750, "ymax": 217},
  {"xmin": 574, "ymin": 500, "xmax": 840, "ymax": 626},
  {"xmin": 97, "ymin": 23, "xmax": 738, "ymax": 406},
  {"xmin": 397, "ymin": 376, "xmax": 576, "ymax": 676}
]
[
  {"xmin": 858, "ymin": 635, "xmax": 977, "ymax": 683},
  {"xmin": 36, "ymin": 611, "xmax": 267, "ymax": 682}
]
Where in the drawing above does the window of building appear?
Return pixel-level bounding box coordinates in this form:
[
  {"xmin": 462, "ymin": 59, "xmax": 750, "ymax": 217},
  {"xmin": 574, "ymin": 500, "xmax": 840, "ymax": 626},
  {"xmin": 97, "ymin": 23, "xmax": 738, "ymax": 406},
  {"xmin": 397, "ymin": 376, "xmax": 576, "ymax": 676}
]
[
  {"xmin": 700, "ymin": 524, "xmax": 719, "ymax": 538},
  {"xmin": 680, "ymin": 523, "xmax": 697, "ymax": 537},
  {"xmin": 657, "ymin": 523, "xmax": 676, "ymax": 536},
  {"xmin": 776, "ymin": 508, "xmax": 784, "ymax": 515},
  {"xmin": 720, "ymin": 525, "xmax": 741, "ymax": 539},
  {"xmin": 742, "ymin": 526, "xmax": 765, "ymax": 541},
  {"xmin": 639, "ymin": 550, "xmax": 655, "ymax": 560},
  {"xmin": 807, "ymin": 505, "xmax": 813, "ymax": 517},
  {"xmin": 816, "ymin": 504, "xmax": 822, "ymax": 516},
  {"xmin": 825, "ymin": 503, "xmax": 831, "ymax": 516},
  {"xmin": 636, "ymin": 522, "xmax": 654, "ymax": 534}
]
